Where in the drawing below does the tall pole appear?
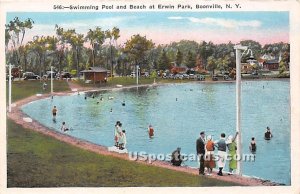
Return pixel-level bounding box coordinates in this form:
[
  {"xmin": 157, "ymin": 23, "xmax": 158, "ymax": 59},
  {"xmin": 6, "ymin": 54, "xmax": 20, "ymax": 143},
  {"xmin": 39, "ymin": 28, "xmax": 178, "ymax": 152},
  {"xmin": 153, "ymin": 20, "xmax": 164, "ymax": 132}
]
[
  {"xmin": 51, "ymin": 66, "xmax": 53, "ymax": 94},
  {"xmin": 234, "ymin": 45, "xmax": 247, "ymax": 176},
  {"xmin": 8, "ymin": 63, "xmax": 12, "ymax": 112}
]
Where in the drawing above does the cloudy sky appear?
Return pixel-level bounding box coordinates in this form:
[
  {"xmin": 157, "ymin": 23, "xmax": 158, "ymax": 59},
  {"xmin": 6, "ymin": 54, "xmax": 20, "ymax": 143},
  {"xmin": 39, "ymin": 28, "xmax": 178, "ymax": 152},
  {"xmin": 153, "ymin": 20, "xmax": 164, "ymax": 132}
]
[{"xmin": 6, "ymin": 12, "xmax": 289, "ymax": 46}]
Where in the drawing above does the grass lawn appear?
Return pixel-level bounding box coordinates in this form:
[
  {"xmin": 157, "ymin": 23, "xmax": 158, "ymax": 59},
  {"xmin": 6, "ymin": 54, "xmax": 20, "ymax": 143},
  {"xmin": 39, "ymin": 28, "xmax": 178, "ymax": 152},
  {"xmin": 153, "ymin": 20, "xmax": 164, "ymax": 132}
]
[
  {"xmin": 76, "ymin": 76, "xmax": 201, "ymax": 88},
  {"xmin": 6, "ymin": 79, "xmax": 240, "ymax": 187},
  {"xmin": 7, "ymin": 119, "xmax": 239, "ymax": 187},
  {"xmin": 6, "ymin": 80, "xmax": 70, "ymax": 102},
  {"xmin": 76, "ymin": 76, "xmax": 156, "ymax": 88}
]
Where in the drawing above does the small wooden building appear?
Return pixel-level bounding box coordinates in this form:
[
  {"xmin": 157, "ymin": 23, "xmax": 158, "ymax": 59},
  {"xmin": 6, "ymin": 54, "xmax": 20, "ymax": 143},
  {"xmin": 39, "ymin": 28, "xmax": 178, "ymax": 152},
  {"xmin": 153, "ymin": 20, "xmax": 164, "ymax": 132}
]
[
  {"xmin": 263, "ymin": 60, "xmax": 279, "ymax": 70},
  {"xmin": 81, "ymin": 67, "xmax": 109, "ymax": 83}
]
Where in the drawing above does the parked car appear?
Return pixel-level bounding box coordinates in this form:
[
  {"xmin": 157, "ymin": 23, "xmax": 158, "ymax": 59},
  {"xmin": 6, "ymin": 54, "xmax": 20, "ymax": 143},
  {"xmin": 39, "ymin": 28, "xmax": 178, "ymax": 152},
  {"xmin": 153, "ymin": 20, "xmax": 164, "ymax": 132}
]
[
  {"xmin": 188, "ymin": 74, "xmax": 196, "ymax": 79},
  {"xmin": 168, "ymin": 74, "xmax": 174, "ymax": 79},
  {"xmin": 223, "ymin": 75, "xmax": 232, "ymax": 81},
  {"xmin": 23, "ymin": 72, "xmax": 40, "ymax": 80},
  {"xmin": 43, "ymin": 71, "xmax": 57, "ymax": 79},
  {"xmin": 212, "ymin": 75, "xmax": 218, "ymax": 81},
  {"xmin": 196, "ymin": 74, "xmax": 205, "ymax": 81},
  {"xmin": 57, "ymin": 72, "xmax": 72, "ymax": 79},
  {"xmin": 130, "ymin": 72, "xmax": 136, "ymax": 77},
  {"xmin": 174, "ymin": 74, "xmax": 184, "ymax": 79}
]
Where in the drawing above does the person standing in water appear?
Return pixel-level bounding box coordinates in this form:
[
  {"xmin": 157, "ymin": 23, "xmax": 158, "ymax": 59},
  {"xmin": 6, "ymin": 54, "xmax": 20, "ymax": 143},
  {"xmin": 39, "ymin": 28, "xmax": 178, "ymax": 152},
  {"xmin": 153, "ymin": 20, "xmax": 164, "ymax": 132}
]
[
  {"xmin": 52, "ymin": 106, "xmax": 57, "ymax": 121},
  {"xmin": 264, "ymin": 126, "xmax": 273, "ymax": 140},
  {"xmin": 249, "ymin": 137, "xmax": 257, "ymax": 153},
  {"xmin": 148, "ymin": 124, "xmax": 154, "ymax": 138}
]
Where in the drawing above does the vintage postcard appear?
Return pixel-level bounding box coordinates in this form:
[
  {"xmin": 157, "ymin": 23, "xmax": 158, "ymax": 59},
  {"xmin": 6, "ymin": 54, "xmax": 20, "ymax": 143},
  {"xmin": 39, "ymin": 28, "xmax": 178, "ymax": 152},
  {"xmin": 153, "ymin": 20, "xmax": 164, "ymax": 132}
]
[{"xmin": 0, "ymin": 0, "xmax": 300, "ymax": 194}]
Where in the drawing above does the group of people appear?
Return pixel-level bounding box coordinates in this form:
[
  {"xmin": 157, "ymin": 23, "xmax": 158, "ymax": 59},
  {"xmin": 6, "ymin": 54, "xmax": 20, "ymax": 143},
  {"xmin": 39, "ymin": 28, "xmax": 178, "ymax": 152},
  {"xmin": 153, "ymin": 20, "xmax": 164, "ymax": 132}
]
[
  {"xmin": 195, "ymin": 131, "xmax": 239, "ymax": 176},
  {"xmin": 114, "ymin": 121, "xmax": 127, "ymax": 150},
  {"xmin": 171, "ymin": 126, "xmax": 273, "ymax": 176}
]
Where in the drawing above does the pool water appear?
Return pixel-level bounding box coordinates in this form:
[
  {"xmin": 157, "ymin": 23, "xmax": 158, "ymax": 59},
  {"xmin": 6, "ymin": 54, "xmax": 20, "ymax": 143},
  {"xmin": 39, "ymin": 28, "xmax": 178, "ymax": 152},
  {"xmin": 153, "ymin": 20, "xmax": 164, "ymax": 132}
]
[{"xmin": 21, "ymin": 80, "xmax": 290, "ymax": 185}]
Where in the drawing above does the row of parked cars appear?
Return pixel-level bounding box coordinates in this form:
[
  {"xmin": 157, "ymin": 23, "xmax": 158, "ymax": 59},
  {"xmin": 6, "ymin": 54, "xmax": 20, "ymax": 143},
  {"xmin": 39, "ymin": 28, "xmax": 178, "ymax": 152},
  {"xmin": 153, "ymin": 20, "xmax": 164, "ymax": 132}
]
[
  {"xmin": 6, "ymin": 71, "xmax": 73, "ymax": 81},
  {"xmin": 6, "ymin": 71, "xmax": 72, "ymax": 80},
  {"xmin": 162, "ymin": 73, "xmax": 206, "ymax": 81}
]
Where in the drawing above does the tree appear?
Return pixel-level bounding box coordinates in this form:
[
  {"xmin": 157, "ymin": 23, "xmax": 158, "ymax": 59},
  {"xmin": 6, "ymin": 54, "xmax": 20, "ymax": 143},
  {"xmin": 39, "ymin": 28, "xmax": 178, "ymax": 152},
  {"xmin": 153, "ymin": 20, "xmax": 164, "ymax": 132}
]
[
  {"xmin": 85, "ymin": 27, "xmax": 105, "ymax": 67},
  {"xmin": 206, "ymin": 56, "xmax": 217, "ymax": 75},
  {"xmin": 185, "ymin": 51, "xmax": 196, "ymax": 68},
  {"xmin": 279, "ymin": 61, "xmax": 286, "ymax": 75},
  {"xmin": 216, "ymin": 55, "xmax": 231, "ymax": 72},
  {"xmin": 124, "ymin": 34, "xmax": 155, "ymax": 69},
  {"xmin": 198, "ymin": 41, "xmax": 214, "ymax": 69},
  {"xmin": 158, "ymin": 49, "xmax": 170, "ymax": 70},
  {"xmin": 5, "ymin": 17, "xmax": 34, "ymax": 67},
  {"xmin": 111, "ymin": 27, "xmax": 120, "ymax": 76},
  {"xmin": 27, "ymin": 36, "xmax": 49, "ymax": 77},
  {"xmin": 175, "ymin": 49, "xmax": 183, "ymax": 66},
  {"xmin": 64, "ymin": 29, "xmax": 84, "ymax": 78}
]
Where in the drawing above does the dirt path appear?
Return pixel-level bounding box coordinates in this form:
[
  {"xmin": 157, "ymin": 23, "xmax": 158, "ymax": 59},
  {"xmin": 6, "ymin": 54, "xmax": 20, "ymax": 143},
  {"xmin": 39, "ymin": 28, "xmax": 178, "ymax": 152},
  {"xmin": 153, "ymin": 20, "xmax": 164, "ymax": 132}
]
[{"xmin": 6, "ymin": 88, "xmax": 281, "ymax": 186}]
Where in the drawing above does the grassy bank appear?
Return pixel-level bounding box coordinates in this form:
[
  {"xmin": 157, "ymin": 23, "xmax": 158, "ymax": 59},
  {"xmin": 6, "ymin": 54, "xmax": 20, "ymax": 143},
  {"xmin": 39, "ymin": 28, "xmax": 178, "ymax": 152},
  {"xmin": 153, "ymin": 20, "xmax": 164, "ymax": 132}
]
[
  {"xmin": 7, "ymin": 119, "xmax": 238, "ymax": 187},
  {"xmin": 7, "ymin": 79, "xmax": 240, "ymax": 187},
  {"xmin": 6, "ymin": 80, "xmax": 70, "ymax": 102}
]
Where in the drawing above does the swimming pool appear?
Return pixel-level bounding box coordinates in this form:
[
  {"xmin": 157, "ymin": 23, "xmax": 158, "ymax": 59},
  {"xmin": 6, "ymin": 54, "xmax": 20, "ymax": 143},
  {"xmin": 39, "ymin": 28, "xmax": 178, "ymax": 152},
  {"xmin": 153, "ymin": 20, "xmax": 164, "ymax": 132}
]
[{"xmin": 21, "ymin": 80, "xmax": 290, "ymax": 185}]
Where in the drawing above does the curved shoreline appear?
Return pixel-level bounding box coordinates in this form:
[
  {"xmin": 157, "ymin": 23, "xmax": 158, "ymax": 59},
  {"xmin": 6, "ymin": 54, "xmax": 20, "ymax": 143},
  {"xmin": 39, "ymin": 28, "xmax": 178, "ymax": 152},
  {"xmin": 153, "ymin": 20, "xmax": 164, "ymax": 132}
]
[{"xmin": 7, "ymin": 82, "xmax": 283, "ymax": 186}]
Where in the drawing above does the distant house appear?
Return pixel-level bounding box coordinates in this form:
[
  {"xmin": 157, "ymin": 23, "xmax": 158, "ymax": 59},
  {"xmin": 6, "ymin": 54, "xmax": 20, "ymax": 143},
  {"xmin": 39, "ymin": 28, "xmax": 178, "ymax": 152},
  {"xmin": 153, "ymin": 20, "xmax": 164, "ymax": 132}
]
[
  {"xmin": 81, "ymin": 67, "xmax": 109, "ymax": 83},
  {"xmin": 263, "ymin": 60, "xmax": 279, "ymax": 70},
  {"xmin": 171, "ymin": 65, "xmax": 188, "ymax": 74},
  {"xmin": 260, "ymin": 53, "xmax": 282, "ymax": 70}
]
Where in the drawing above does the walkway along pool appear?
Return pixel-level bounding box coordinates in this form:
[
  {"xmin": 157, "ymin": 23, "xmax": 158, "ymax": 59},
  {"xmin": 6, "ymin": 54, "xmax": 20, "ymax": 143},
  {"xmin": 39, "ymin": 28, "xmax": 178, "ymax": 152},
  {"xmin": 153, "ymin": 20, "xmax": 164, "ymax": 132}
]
[{"xmin": 21, "ymin": 80, "xmax": 290, "ymax": 185}]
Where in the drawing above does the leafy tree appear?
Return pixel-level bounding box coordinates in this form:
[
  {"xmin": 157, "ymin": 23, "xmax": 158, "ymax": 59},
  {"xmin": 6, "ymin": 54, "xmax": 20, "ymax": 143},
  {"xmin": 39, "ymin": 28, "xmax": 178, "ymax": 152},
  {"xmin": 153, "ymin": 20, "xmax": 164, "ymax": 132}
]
[
  {"xmin": 175, "ymin": 49, "xmax": 183, "ymax": 66},
  {"xmin": 27, "ymin": 36, "xmax": 49, "ymax": 76},
  {"xmin": 85, "ymin": 27, "xmax": 105, "ymax": 67},
  {"xmin": 5, "ymin": 17, "xmax": 34, "ymax": 68},
  {"xmin": 124, "ymin": 34, "xmax": 155, "ymax": 69},
  {"xmin": 158, "ymin": 49, "xmax": 170, "ymax": 70},
  {"xmin": 279, "ymin": 61, "xmax": 286, "ymax": 74},
  {"xmin": 185, "ymin": 51, "xmax": 196, "ymax": 68},
  {"xmin": 64, "ymin": 29, "xmax": 84, "ymax": 78},
  {"xmin": 206, "ymin": 56, "xmax": 217, "ymax": 75},
  {"xmin": 198, "ymin": 41, "xmax": 214, "ymax": 69}
]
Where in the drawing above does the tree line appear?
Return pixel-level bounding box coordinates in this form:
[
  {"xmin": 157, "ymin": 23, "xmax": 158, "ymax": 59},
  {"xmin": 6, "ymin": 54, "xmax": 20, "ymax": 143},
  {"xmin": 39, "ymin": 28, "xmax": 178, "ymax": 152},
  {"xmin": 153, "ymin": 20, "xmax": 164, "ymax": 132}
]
[{"xmin": 5, "ymin": 17, "xmax": 290, "ymax": 77}]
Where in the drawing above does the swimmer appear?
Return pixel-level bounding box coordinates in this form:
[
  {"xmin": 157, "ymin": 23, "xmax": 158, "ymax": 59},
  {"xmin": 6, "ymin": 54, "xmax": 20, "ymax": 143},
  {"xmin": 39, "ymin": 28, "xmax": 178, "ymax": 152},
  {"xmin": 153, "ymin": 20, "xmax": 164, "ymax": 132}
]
[
  {"xmin": 110, "ymin": 108, "xmax": 113, "ymax": 113},
  {"xmin": 249, "ymin": 137, "xmax": 257, "ymax": 153},
  {"xmin": 122, "ymin": 100, "xmax": 125, "ymax": 106},
  {"xmin": 264, "ymin": 126, "xmax": 273, "ymax": 140},
  {"xmin": 148, "ymin": 124, "xmax": 154, "ymax": 138},
  {"xmin": 61, "ymin": 121, "xmax": 69, "ymax": 132},
  {"xmin": 52, "ymin": 106, "xmax": 57, "ymax": 121},
  {"xmin": 84, "ymin": 96, "xmax": 87, "ymax": 100}
]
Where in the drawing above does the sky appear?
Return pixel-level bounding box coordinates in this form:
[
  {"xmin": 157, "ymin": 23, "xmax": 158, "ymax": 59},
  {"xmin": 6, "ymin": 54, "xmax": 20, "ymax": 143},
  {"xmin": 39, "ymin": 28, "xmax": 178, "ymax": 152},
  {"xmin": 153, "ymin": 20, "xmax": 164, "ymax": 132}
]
[{"xmin": 6, "ymin": 12, "xmax": 289, "ymax": 46}]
